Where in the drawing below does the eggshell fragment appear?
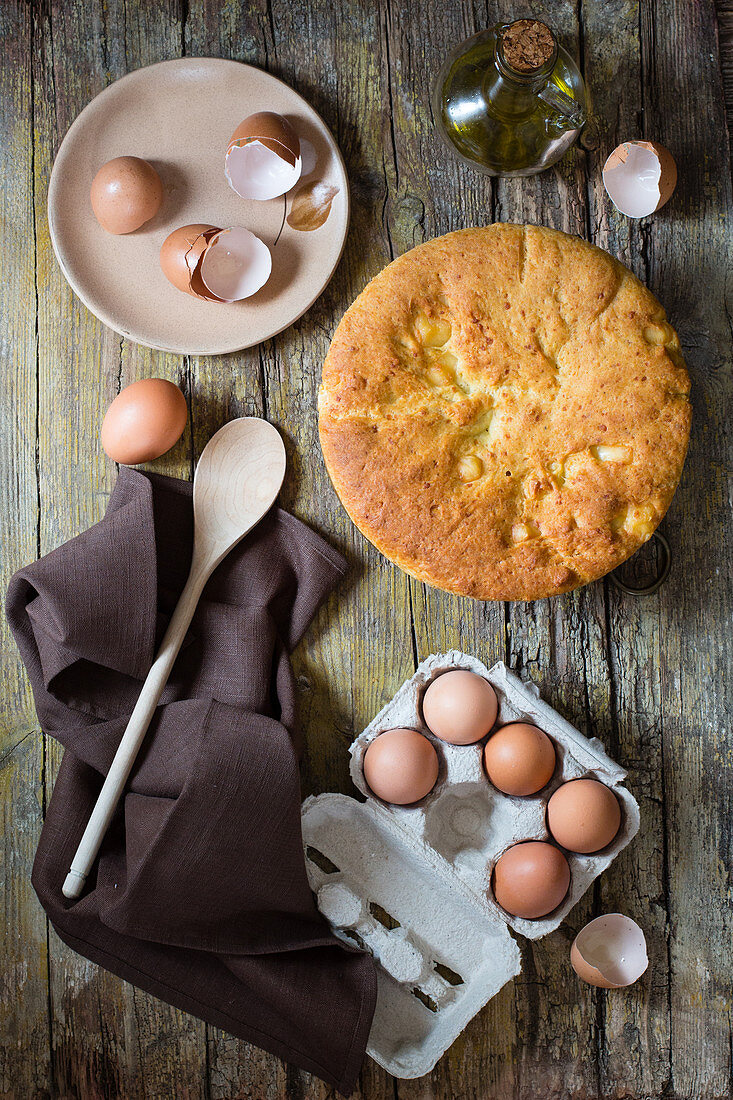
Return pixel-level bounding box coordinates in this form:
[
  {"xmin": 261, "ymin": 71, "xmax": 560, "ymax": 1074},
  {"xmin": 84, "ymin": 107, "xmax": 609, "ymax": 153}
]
[
  {"xmin": 571, "ymin": 913, "xmax": 648, "ymax": 988},
  {"xmin": 602, "ymin": 140, "xmax": 677, "ymax": 218},
  {"xmin": 422, "ymin": 670, "xmax": 498, "ymax": 745},
  {"xmin": 226, "ymin": 111, "xmax": 302, "ymax": 201},
  {"xmin": 90, "ymin": 156, "xmax": 163, "ymax": 234},
  {"xmin": 160, "ymin": 224, "xmax": 271, "ymax": 302},
  {"xmin": 101, "ymin": 378, "xmax": 187, "ymax": 465},
  {"xmin": 363, "ymin": 728, "xmax": 439, "ymax": 805},
  {"xmin": 287, "ymin": 182, "xmax": 339, "ymax": 231}
]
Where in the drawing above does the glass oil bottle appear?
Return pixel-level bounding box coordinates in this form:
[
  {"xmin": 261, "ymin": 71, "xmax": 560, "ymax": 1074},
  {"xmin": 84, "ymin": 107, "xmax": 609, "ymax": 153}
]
[{"xmin": 432, "ymin": 19, "xmax": 587, "ymax": 177}]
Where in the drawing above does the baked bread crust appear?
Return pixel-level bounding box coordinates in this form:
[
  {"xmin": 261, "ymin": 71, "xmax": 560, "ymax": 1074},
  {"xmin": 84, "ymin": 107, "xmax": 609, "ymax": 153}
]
[{"xmin": 318, "ymin": 225, "xmax": 691, "ymax": 601}]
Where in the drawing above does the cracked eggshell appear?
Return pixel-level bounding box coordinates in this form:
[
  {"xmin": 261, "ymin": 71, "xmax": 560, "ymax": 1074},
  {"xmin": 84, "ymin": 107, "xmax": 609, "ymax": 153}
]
[
  {"xmin": 225, "ymin": 111, "xmax": 302, "ymax": 201},
  {"xmin": 160, "ymin": 223, "xmax": 219, "ymax": 298},
  {"xmin": 160, "ymin": 224, "xmax": 271, "ymax": 303},
  {"xmin": 197, "ymin": 226, "xmax": 272, "ymax": 302},
  {"xmin": 570, "ymin": 913, "xmax": 648, "ymax": 988},
  {"xmin": 602, "ymin": 140, "xmax": 677, "ymax": 218}
]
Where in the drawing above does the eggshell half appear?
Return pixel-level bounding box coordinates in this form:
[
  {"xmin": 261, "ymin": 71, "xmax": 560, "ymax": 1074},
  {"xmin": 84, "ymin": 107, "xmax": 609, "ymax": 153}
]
[
  {"xmin": 571, "ymin": 913, "xmax": 648, "ymax": 988},
  {"xmin": 602, "ymin": 140, "xmax": 677, "ymax": 218},
  {"xmin": 198, "ymin": 227, "xmax": 272, "ymax": 301},
  {"xmin": 160, "ymin": 224, "xmax": 271, "ymax": 302},
  {"xmin": 160, "ymin": 224, "xmax": 219, "ymax": 298},
  {"xmin": 226, "ymin": 111, "xmax": 303, "ymax": 200}
]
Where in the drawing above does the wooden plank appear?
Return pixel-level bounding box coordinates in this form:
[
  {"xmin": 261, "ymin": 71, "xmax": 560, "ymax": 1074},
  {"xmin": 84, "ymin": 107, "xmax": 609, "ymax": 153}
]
[
  {"xmin": 716, "ymin": 0, "xmax": 733, "ymax": 163},
  {"xmin": 640, "ymin": 1, "xmax": 733, "ymax": 1096},
  {"xmin": 377, "ymin": 2, "xmax": 516, "ymax": 1096},
  {"xmin": 178, "ymin": 2, "xmax": 278, "ymax": 1091},
  {"xmin": 32, "ymin": 1, "xmax": 207, "ymax": 1096},
  {"xmin": 484, "ymin": 4, "xmax": 607, "ymax": 1098},
  {"xmin": 581, "ymin": 2, "xmax": 673, "ymax": 1096},
  {"xmin": 184, "ymin": 1, "xmax": 413, "ymax": 1095},
  {"xmin": 0, "ymin": 3, "xmax": 52, "ymax": 1097}
]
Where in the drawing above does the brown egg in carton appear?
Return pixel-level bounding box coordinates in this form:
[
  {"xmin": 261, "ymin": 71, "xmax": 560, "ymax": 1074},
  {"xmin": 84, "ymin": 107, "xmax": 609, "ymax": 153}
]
[{"xmin": 301, "ymin": 651, "xmax": 639, "ymax": 1078}]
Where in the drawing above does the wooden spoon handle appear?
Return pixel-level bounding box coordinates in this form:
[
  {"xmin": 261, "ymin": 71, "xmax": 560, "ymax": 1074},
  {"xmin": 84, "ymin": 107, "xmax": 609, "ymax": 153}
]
[{"xmin": 62, "ymin": 562, "xmax": 210, "ymax": 900}]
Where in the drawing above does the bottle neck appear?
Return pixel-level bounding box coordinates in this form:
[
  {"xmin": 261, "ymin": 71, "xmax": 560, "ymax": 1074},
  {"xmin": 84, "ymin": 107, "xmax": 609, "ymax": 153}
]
[{"xmin": 484, "ymin": 29, "xmax": 558, "ymax": 118}]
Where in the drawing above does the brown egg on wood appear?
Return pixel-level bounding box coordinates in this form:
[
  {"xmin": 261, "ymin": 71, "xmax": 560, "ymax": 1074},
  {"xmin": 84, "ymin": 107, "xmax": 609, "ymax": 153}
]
[
  {"xmin": 160, "ymin": 224, "xmax": 272, "ymax": 302},
  {"xmin": 363, "ymin": 728, "xmax": 440, "ymax": 806},
  {"xmin": 90, "ymin": 156, "xmax": 163, "ymax": 234},
  {"xmin": 225, "ymin": 111, "xmax": 302, "ymax": 200},
  {"xmin": 492, "ymin": 840, "xmax": 571, "ymax": 920},
  {"xmin": 101, "ymin": 378, "xmax": 188, "ymax": 465},
  {"xmin": 546, "ymin": 778, "xmax": 621, "ymax": 854}
]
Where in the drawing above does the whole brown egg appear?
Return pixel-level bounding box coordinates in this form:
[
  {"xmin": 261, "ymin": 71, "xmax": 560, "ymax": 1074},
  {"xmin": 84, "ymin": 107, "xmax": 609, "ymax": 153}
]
[
  {"xmin": 484, "ymin": 722, "xmax": 556, "ymax": 796},
  {"xmin": 422, "ymin": 670, "xmax": 498, "ymax": 745},
  {"xmin": 90, "ymin": 156, "xmax": 163, "ymax": 234},
  {"xmin": 492, "ymin": 841, "xmax": 570, "ymax": 919},
  {"xmin": 363, "ymin": 728, "xmax": 439, "ymax": 805},
  {"xmin": 101, "ymin": 379, "xmax": 187, "ymax": 465},
  {"xmin": 546, "ymin": 779, "xmax": 622, "ymax": 854}
]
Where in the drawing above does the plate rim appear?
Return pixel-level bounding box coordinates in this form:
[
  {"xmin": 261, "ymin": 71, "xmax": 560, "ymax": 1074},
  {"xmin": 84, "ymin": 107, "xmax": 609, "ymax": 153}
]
[{"xmin": 47, "ymin": 56, "xmax": 350, "ymax": 357}]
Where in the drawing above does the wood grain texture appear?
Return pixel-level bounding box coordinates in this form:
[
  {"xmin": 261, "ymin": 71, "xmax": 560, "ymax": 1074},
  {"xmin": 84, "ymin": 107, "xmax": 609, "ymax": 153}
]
[
  {"xmin": 0, "ymin": 4, "xmax": 51, "ymax": 1098},
  {"xmin": 717, "ymin": 0, "xmax": 733, "ymax": 163},
  {"xmin": 1, "ymin": 1, "xmax": 731, "ymax": 1098}
]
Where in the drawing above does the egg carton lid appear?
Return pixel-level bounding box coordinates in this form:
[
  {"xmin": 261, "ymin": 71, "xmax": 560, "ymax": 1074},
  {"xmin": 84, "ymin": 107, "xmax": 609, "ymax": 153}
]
[{"xmin": 301, "ymin": 792, "xmax": 522, "ymax": 1078}]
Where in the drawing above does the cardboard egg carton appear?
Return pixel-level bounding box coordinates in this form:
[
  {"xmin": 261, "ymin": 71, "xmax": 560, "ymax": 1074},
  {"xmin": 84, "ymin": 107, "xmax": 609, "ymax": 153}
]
[{"xmin": 301, "ymin": 651, "xmax": 639, "ymax": 1078}]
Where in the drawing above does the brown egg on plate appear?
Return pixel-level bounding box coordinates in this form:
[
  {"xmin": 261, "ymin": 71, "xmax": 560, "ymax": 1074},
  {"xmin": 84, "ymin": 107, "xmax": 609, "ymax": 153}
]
[
  {"xmin": 90, "ymin": 156, "xmax": 163, "ymax": 234},
  {"xmin": 492, "ymin": 840, "xmax": 571, "ymax": 919},
  {"xmin": 160, "ymin": 224, "xmax": 272, "ymax": 302},
  {"xmin": 547, "ymin": 778, "xmax": 622, "ymax": 854},
  {"xmin": 101, "ymin": 378, "xmax": 188, "ymax": 465},
  {"xmin": 484, "ymin": 722, "xmax": 556, "ymax": 796},
  {"xmin": 363, "ymin": 728, "xmax": 440, "ymax": 806},
  {"xmin": 422, "ymin": 670, "xmax": 498, "ymax": 745}
]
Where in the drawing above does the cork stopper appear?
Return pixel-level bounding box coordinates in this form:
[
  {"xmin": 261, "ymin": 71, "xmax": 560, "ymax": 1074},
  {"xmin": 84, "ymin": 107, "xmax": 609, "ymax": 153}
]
[{"xmin": 501, "ymin": 20, "xmax": 555, "ymax": 74}]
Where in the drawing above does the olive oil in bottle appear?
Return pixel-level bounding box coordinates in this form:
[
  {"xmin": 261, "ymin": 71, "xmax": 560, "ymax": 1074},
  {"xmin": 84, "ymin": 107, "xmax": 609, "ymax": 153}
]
[{"xmin": 432, "ymin": 19, "xmax": 586, "ymax": 177}]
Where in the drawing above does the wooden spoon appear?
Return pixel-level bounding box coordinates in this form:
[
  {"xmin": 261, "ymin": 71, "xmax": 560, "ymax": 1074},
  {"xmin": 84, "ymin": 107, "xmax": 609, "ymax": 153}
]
[{"xmin": 62, "ymin": 417, "xmax": 286, "ymax": 900}]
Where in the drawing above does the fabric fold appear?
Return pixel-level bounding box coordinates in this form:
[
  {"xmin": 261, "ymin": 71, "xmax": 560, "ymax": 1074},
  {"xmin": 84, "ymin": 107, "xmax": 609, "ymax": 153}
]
[{"xmin": 7, "ymin": 466, "xmax": 375, "ymax": 1096}]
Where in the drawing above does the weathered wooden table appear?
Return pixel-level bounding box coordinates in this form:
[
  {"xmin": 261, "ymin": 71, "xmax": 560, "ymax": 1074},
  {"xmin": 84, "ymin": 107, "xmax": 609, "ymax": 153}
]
[{"xmin": 2, "ymin": 2, "xmax": 731, "ymax": 1098}]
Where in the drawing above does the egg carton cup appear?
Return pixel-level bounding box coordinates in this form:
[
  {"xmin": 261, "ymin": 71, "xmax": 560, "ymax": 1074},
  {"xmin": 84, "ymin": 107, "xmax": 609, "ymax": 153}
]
[{"xmin": 301, "ymin": 651, "xmax": 639, "ymax": 1078}]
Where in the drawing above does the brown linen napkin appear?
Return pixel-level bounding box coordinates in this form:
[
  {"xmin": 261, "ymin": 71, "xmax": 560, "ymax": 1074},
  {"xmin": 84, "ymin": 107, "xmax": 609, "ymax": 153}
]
[{"xmin": 6, "ymin": 466, "xmax": 376, "ymax": 1095}]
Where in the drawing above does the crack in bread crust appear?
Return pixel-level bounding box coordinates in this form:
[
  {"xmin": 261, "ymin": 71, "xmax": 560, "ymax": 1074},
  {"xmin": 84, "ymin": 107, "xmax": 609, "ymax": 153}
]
[{"xmin": 318, "ymin": 225, "xmax": 691, "ymax": 601}]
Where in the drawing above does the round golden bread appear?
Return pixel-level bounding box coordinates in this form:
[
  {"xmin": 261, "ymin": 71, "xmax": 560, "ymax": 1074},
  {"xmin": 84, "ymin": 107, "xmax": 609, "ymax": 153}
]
[{"xmin": 319, "ymin": 225, "xmax": 691, "ymax": 601}]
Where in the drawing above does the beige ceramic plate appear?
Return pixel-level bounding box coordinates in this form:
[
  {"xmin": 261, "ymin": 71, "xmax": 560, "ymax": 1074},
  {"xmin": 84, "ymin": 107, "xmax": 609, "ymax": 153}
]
[{"xmin": 48, "ymin": 58, "xmax": 349, "ymax": 355}]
